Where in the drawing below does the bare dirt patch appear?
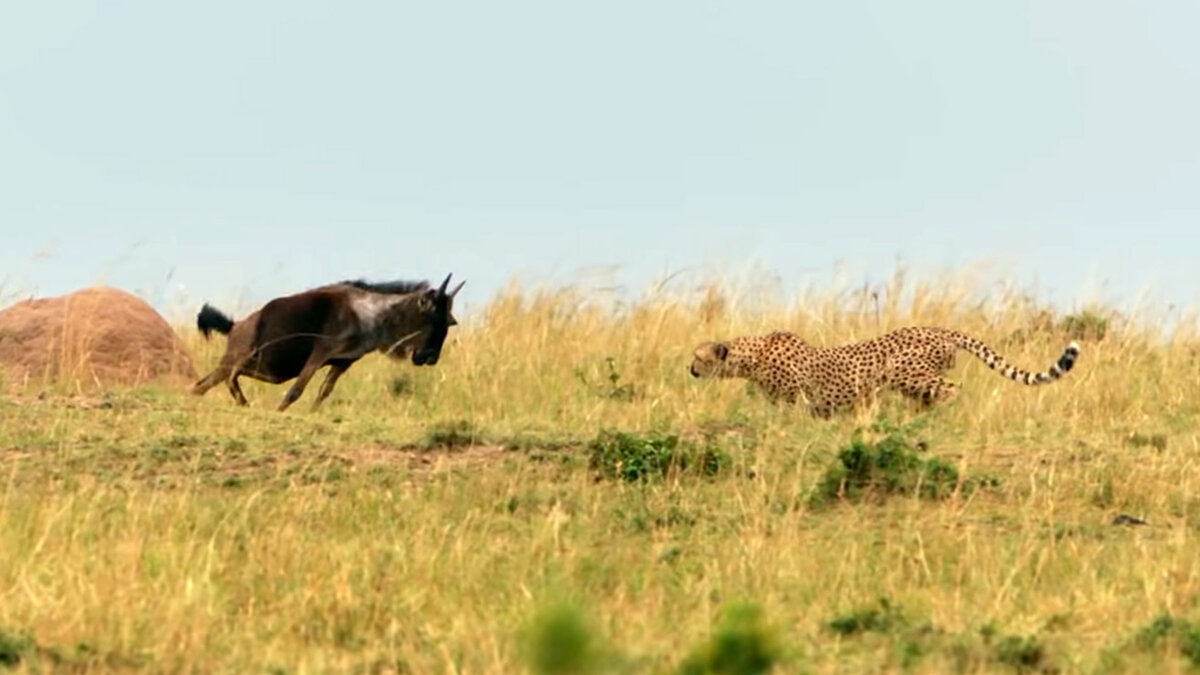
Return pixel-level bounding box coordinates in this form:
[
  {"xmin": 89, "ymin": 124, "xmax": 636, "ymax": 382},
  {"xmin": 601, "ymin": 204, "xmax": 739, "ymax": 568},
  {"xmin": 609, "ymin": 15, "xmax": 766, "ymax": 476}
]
[
  {"xmin": 103, "ymin": 444, "xmax": 512, "ymax": 489},
  {"xmin": 286, "ymin": 443, "xmax": 511, "ymax": 478}
]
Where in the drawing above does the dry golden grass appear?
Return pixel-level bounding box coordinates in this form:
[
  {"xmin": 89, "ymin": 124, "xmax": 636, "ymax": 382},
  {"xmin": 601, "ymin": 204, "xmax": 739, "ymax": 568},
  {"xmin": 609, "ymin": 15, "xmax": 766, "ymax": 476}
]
[{"xmin": 2, "ymin": 269, "xmax": 1200, "ymax": 673}]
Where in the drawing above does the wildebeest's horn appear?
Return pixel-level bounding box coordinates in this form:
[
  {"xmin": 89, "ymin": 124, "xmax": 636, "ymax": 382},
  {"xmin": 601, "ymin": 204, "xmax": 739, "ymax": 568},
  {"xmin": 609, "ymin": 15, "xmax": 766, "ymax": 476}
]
[
  {"xmin": 437, "ymin": 273, "xmax": 452, "ymax": 295},
  {"xmin": 449, "ymin": 280, "xmax": 465, "ymax": 298}
]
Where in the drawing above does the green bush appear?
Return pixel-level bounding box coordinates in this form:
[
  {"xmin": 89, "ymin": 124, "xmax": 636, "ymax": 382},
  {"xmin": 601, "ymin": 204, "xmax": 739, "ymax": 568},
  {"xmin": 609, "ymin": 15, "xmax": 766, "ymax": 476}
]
[
  {"xmin": 587, "ymin": 430, "xmax": 731, "ymax": 482},
  {"xmin": 520, "ymin": 602, "xmax": 601, "ymax": 675},
  {"xmin": 677, "ymin": 602, "xmax": 782, "ymax": 675},
  {"xmin": 0, "ymin": 627, "xmax": 31, "ymax": 667},
  {"xmin": 1134, "ymin": 613, "xmax": 1200, "ymax": 666},
  {"xmin": 809, "ymin": 419, "xmax": 992, "ymax": 507}
]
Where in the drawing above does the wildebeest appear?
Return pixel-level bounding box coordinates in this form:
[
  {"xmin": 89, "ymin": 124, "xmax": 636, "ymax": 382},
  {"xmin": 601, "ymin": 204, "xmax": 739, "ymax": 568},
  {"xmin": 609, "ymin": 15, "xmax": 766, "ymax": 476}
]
[{"xmin": 190, "ymin": 274, "xmax": 464, "ymax": 411}]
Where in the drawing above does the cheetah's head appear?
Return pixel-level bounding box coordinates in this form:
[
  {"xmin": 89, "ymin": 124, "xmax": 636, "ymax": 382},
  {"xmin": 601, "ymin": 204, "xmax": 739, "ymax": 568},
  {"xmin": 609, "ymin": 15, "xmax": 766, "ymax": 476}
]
[{"xmin": 689, "ymin": 340, "xmax": 743, "ymax": 379}]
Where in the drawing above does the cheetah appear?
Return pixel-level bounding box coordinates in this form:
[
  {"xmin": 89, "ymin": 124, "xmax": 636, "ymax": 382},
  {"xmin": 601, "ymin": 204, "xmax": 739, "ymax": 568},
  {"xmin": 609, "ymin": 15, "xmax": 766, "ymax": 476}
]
[{"xmin": 688, "ymin": 326, "xmax": 1080, "ymax": 418}]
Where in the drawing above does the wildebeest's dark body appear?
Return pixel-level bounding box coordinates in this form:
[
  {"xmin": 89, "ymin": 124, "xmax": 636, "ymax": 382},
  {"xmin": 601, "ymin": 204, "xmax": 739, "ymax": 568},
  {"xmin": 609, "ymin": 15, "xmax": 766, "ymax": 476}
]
[{"xmin": 192, "ymin": 274, "xmax": 464, "ymax": 411}]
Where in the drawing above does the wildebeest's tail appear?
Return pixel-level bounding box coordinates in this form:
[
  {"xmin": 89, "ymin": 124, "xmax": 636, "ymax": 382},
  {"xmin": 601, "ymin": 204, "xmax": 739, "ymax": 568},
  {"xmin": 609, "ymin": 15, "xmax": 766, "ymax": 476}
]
[
  {"xmin": 949, "ymin": 330, "xmax": 1080, "ymax": 385},
  {"xmin": 197, "ymin": 303, "xmax": 235, "ymax": 339}
]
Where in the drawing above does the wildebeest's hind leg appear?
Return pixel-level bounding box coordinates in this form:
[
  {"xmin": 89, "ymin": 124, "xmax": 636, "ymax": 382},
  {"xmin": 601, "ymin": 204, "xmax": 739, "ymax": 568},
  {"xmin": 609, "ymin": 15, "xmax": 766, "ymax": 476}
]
[
  {"xmin": 224, "ymin": 348, "xmax": 264, "ymax": 407},
  {"xmin": 226, "ymin": 374, "xmax": 249, "ymax": 406},
  {"xmin": 276, "ymin": 346, "xmax": 333, "ymax": 412},
  {"xmin": 310, "ymin": 359, "xmax": 353, "ymax": 411},
  {"xmin": 191, "ymin": 365, "xmax": 228, "ymax": 397}
]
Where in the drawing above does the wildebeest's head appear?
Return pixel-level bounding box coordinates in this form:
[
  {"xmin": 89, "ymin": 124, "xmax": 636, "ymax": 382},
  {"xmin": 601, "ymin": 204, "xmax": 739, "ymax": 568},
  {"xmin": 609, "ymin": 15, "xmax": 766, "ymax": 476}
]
[{"xmin": 412, "ymin": 273, "xmax": 465, "ymax": 366}]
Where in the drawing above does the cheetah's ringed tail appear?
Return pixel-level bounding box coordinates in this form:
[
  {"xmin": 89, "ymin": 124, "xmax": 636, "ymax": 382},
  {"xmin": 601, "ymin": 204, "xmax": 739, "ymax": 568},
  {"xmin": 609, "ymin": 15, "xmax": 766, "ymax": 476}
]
[{"xmin": 957, "ymin": 335, "xmax": 1081, "ymax": 386}]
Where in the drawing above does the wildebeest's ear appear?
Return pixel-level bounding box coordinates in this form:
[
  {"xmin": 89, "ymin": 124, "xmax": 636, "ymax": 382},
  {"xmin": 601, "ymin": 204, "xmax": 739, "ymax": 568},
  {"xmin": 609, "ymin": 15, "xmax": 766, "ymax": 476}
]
[
  {"xmin": 447, "ymin": 313, "xmax": 458, "ymax": 327},
  {"xmin": 714, "ymin": 342, "xmax": 729, "ymax": 360},
  {"xmin": 419, "ymin": 288, "xmax": 437, "ymax": 310}
]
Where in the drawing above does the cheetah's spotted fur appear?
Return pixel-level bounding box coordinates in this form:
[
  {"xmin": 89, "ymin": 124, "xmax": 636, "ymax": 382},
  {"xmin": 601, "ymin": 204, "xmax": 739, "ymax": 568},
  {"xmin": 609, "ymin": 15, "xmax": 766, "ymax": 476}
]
[{"xmin": 689, "ymin": 326, "xmax": 1080, "ymax": 418}]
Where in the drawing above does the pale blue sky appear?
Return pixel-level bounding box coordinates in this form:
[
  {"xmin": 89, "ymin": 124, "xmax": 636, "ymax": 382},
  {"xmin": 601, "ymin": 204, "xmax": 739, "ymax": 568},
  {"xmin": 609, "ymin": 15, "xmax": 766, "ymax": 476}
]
[{"xmin": 2, "ymin": 1, "xmax": 1198, "ymax": 320}]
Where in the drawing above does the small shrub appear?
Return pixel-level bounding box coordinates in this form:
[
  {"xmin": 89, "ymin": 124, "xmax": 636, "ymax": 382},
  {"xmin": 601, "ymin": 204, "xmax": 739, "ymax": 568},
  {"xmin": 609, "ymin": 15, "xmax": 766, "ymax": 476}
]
[
  {"xmin": 615, "ymin": 500, "xmax": 700, "ymax": 533},
  {"xmin": 932, "ymin": 625, "xmax": 1056, "ymax": 673},
  {"xmin": 388, "ymin": 374, "xmax": 414, "ymax": 398},
  {"xmin": 164, "ymin": 434, "xmax": 200, "ymax": 449},
  {"xmin": 1006, "ymin": 307, "xmax": 1112, "ymax": 345},
  {"xmin": 587, "ymin": 430, "xmax": 731, "ymax": 482},
  {"xmin": 992, "ymin": 634, "xmax": 1048, "ymax": 671},
  {"xmin": 1091, "ymin": 476, "xmax": 1115, "ymax": 508},
  {"xmin": 825, "ymin": 599, "xmax": 947, "ymax": 670},
  {"xmin": 520, "ymin": 602, "xmax": 601, "ymax": 675},
  {"xmin": 809, "ymin": 418, "xmax": 979, "ymax": 507},
  {"xmin": 677, "ymin": 602, "xmax": 782, "ymax": 675},
  {"xmin": 0, "ymin": 627, "xmax": 31, "ymax": 667},
  {"xmin": 1125, "ymin": 432, "xmax": 1168, "ymax": 452},
  {"xmin": 1134, "ymin": 613, "xmax": 1200, "ymax": 666},
  {"xmin": 1059, "ymin": 310, "xmax": 1109, "ymax": 341},
  {"xmin": 1136, "ymin": 613, "xmax": 1177, "ymax": 647},
  {"xmin": 420, "ymin": 420, "xmax": 484, "ymax": 450},
  {"xmin": 827, "ymin": 597, "xmax": 907, "ymax": 636}
]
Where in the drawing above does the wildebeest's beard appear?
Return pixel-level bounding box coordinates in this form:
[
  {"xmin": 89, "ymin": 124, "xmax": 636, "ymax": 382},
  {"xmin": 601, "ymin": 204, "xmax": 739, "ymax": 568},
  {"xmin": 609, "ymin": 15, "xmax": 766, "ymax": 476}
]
[
  {"xmin": 412, "ymin": 273, "xmax": 463, "ymax": 366},
  {"xmin": 412, "ymin": 321, "xmax": 448, "ymax": 366}
]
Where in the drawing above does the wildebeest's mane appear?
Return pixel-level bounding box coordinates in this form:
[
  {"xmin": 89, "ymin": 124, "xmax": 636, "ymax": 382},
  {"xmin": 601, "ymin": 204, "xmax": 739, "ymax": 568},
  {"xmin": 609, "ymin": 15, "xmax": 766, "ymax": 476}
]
[{"xmin": 337, "ymin": 279, "xmax": 431, "ymax": 295}]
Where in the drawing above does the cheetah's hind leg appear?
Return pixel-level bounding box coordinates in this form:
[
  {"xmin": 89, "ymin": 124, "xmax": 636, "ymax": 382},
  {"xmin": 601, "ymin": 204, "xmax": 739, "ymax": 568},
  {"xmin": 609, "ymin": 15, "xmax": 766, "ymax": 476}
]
[
  {"xmin": 902, "ymin": 377, "xmax": 958, "ymax": 410},
  {"xmin": 806, "ymin": 400, "xmax": 837, "ymax": 420}
]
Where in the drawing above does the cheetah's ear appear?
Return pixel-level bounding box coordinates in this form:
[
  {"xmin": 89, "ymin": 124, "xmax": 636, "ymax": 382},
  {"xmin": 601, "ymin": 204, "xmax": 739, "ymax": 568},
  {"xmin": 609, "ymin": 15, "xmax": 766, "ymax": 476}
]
[{"xmin": 714, "ymin": 342, "xmax": 729, "ymax": 361}]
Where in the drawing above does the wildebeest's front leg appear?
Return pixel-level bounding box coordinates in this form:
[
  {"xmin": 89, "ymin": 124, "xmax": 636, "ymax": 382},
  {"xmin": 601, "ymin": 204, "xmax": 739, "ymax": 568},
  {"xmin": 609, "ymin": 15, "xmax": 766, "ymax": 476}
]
[
  {"xmin": 310, "ymin": 358, "xmax": 355, "ymax": 410},
  {"xmin": 276, "ymin": 346, "xmax": 333, "ymax": 412}
]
